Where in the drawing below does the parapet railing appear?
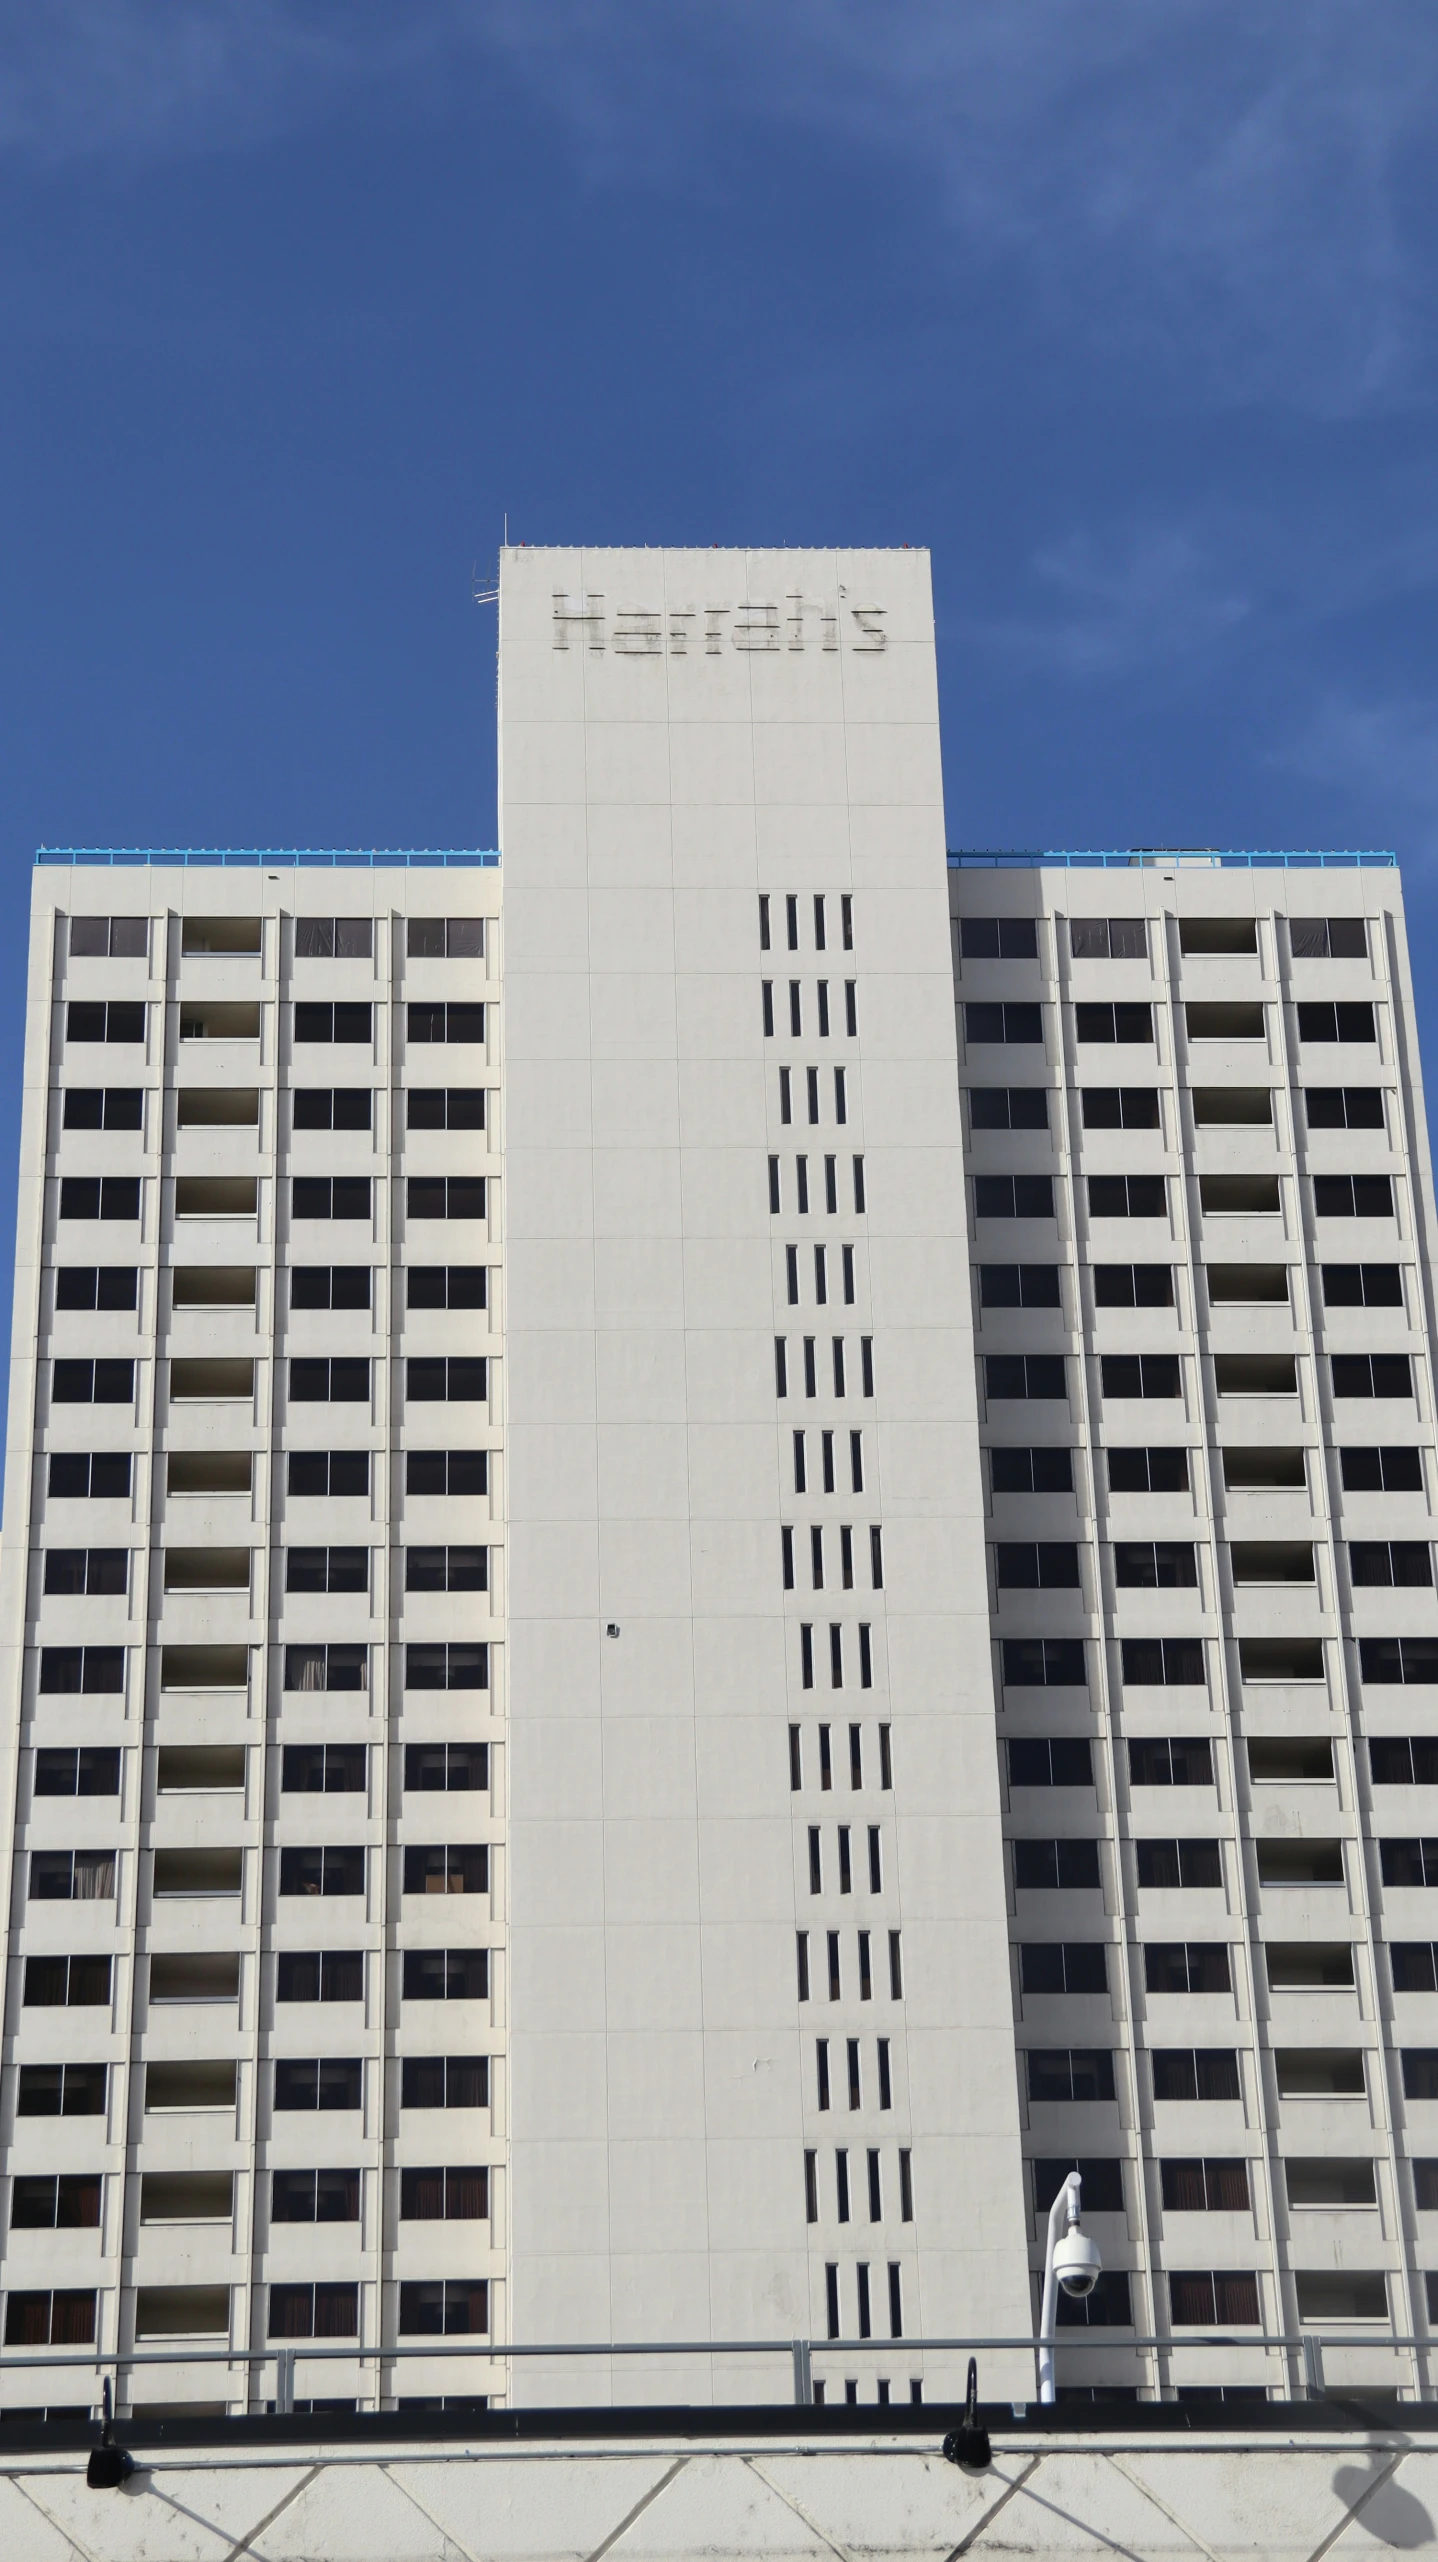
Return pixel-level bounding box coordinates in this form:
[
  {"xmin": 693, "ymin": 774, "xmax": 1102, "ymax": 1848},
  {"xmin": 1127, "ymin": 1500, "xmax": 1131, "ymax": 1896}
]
[
  {"xmin": 0, "ymin": 2329, "xmax": 1424, "ymax": 2411},
  {"xmin": 946, "ymin": 849, "xmax": 1397, "ymax": 869},
  {"xmin": 34, "ymin": 848, "xmax": 501, "ymax": 868}
]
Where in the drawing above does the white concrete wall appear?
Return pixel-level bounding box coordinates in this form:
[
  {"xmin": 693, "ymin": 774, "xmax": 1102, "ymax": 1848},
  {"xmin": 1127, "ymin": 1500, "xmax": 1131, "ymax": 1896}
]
[{"xmin": 499, "ymin": 548, "xmax": 1029, "ymax": 2404}]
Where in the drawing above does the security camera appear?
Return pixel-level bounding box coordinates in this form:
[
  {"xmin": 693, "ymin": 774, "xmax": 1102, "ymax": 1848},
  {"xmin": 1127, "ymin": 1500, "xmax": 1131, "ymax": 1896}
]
[{"xmin": 1053, "ymin": 2227, "xmax": 1103, "ymax": 2300}]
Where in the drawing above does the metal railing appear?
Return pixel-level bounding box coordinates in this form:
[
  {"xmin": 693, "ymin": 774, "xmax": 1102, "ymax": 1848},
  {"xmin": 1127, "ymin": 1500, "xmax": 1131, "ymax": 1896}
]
[
  {"xmin": 0, "ymin": 2329, "xmax": 1426, "ymax": 2411},
  {"xmin": 946, "ymin": 849, "xmax": 1397, "ymax": 869},
  {"xmin": 34, "ymin": 847, "xmax": 501, "ymax": 868}
]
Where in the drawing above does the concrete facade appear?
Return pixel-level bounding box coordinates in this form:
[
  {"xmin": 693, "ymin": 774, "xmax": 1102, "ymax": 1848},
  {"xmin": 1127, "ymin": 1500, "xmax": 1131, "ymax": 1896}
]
[{"xmin": 2, "ymin": 545, "xmax": 1438, "ymax": 2424}]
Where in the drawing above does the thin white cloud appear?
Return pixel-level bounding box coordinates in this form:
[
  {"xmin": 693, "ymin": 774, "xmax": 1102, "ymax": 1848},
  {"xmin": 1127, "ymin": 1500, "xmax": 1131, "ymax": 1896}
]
[
  {"xmin": 966, "ymin": 519, "xmax": 1253, "ymax": 679},
  {"xmin": 1, "ymin": 1, "xmax": 1435, "ymax": 411}
]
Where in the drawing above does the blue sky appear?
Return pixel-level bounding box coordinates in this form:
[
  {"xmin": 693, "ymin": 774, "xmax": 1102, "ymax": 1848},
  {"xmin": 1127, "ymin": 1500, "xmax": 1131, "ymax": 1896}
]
[{"xmin": 3, "ymin": 4, "xmax": 1438, "ymax": 1226}]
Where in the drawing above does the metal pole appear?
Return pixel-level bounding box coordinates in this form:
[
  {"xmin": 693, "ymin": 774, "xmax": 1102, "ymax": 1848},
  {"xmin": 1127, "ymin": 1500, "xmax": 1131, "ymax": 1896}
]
[
  {"xmin": 1303, "ymin": 2336, "xmax": 1326, "ymax": 2399},
  {"xmin": 275, "ymin": 2350, "xmax": 296, "ymax": 2415},
  {"xmin": 791, "ymin": 2340, "xmax": 813, "ymax": 2405},
  {"xmin": 1037, "ymin": 2172, "xmax": 1084, "ymax": 2406}
]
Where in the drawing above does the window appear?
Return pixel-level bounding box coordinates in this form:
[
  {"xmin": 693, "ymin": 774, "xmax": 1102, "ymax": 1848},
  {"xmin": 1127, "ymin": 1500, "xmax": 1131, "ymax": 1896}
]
[
  {"xmin": 1026, "ymin": 2049, "xmax": 1116, "ymax": 2104},
  {"xmin": 1334, "ymin": 1355, "xmax": 1414, "ymax": 1402},
  {"xmin": 1151, "ymin": 2049, "xmax": 1241, "ymax": 2102},
  {"xmin": 1075, "ymin": 1002, "xmax": 1152, "ymax": 1044},
  {"xmin": 406, "ymin": 1084, "xmax": 488, "ymax": 1139},
  {"xmin": 290, "ymin": 1357, "xmax": 370, "ymax": 1402},
  {"xmin": 17, "ymin": 2062, "xmax": 107, "ymax": 2118},
  {"xmin": 1169, "ymin": 2273, "xmax": 1260, "ymax": 2326},
  {"xmin": 974, "ymin": 1175, "xmax": 1054, "ymax": 1218},
  {"xmin": 408, "ymin": 1001, "xmax": 485, "ymax": 1044},
  {"xmin": 1352, "ymin": 1542, "xmax": 1431, "ymax": 1588},
  {"xmin": 1297, "ymin": 1000, "xmax": 1376, "ymax": 1042},
  {"xmin": 1082, "ymin": 1087, "xmax": 1159, "ymax": 1128},
  {"xmin": 968, "ymin": 1086, "xmax": 1049, "ymax": 1131},
  {"xmin": 1185, "ymin": 1001, "xmax": 1264, "ymax": 1042},
  {"xmin": 1371, "ymin": 1738, "xmax": 1438, "ymax": 1785},
  {"xmin": 3, "ymin": 2291, "xmax": 97, "ymax": 2348},
  {"xmin": 71, "ymin": 913, "xmax": 147, "ymax": 958},
  {"xmin": 1248, "ymin": 1737, "xmax": 1332, "ymax": 1781},
  {"xmin": 1290, "ymin": 917, "xmax": 1367, "ymax": 959},
  {"xmin": 1191, "ymin": 1087, "xmax": 1272, "ymax": 1127},
  {"xmin": 1007, "ymin": 1738, "xmax": 1094, "ymax": 1787},
  {"xmin": 1288, "ymin": 2160, "xmax": 1377, "ymax": 2207},
  {"xmin": 406, "ymin": 1176, "xmax": 488, "ymax": 1224},
  {"xmin": 1315, "ymin": 1174, "xmax": 1394, "ymax": 1219},
  {"xmin": 290, "ymin": 1265, "xmax": 371, "ymax": 1310},
  {"xmin": 43, "ymin": 1548, "xmax": 127, "ymax": 1596},
  {"xmin": 1341, "ymin": 1445, "xmax": 1423, "ymax": 1491},
  {"xmin": 1145, "ymin": 1943, "xmax": 1232, "ymax": 1994},
  {"xmin": 286, "ymin": 1450, "xmax": 370, "ymax": 1498},
  {"xmin": 33, "ymin": 1746, "xmax": 120, "ymax": 1796},
  {"xmin": 400, "ymin": 2056, "xmax": 489, "ymax": 2108},
  {"xmin": 407, "ymin": 917, "xmax": 485, "ymax": 958},
  {"xmin": 995, "ymin": 1543, "xmax": 1080, "ymax": 1589},
  {"xmin": 402, "ymin": 1950, "xmax": 489, "ymax": 1998},
  {"xmin": 1094, "ymin": 1263, "xmax": 1172, "ymax": 1307},
  {"xmin": 399, "ymin": 2280, "xmax": 489, "ymax": 2337},
  {"xmin": 271, "ymin": 2170, "xmax": 361, "ymax": 2223},
  {"xmin": 62, "ymin": 1085, "xmax": 143, "ymax": 1131},
  {"xmin": 1178, "ymin": 916, "xmax": 1259, "ymax": 957},
  {"xmin": 276, "ymin": 1951, "xmax": 364, "ymax": 2003},
  {"xmin": 292, "ymin": 1175, "xmax": 371, "ymax": 1220},
  {"xmin": 1001, "ymin": 1639, "xmax": 1086, "ymax": 1687},
  {"xmin": 1223, "ymin": 1446, "xmax": 1306, "ymax": 1490},
  {"xmin": 980, "ymin": 1263, "xmax": 1061, "ymax": 1308},
  {"xmin": 1101, "ymin": 1354, "xmax": 1182, "ymax": 1398},
  {"xmin": 1136, "ymin": 1839, "xmax": 1222, "ymax": 1890},
  {"xmin": 296, "ymin": 917, "xmax": 373, "ymax": 959},
  {"xmin": 400, "ymin": 2168, "xmax": 488, "ymax": 2219},
  {"xmin": 274, "ymin": 2058, "xmax": 363, "ymax": 2112},
  {"xmin": 1031, "ymin": 2158, "xmax": 1124, "ymax": 2216},
  {"xmin": 985, "ymin": 1354, "xmax": 1066, "ymax": 1399},
  {"xmin": 278, "ymin": 1845, "xmax": 365, "ymax": 1901},
  {"xmin": 959, "ymin": 916, "xmax": 1038, "ymax": 959},
  {"xmin": 292, "ymin": 1087, "xmax": 372, "ymax": 1130},
  {"xmin": 1381, "ymin": 1840, "xmax": 1438, "ymax": 1887},
  {"xmin": 281, "ymin": 1744, "xmax": 366, "ymax": 1794},
  {"xmin": 23, "ymin": 1955, "xmax": 112, "ymax": 2006},
  {"xmin": 294, "ymin": 1002, "xmax": 372, "ymax": 1043},
  {"xmin": 1087, "ymin": 1175, "xmax": 1166, "ymax": 1218},
  {"xmin": 405, "ymin": 1449, "xmax": 488, "ymax": 1496},
  {"xmin": 38, "ymin": 1648, "xmax": 124, "ymax": 1696},
  {"xmin": 965, "ymin": 1003, "xmax": 1043, "ymax": 1044},
  {"xmin": 1128, "ymin": 1736, "xmax": 1213, "ymax": 1786},
  {"xmin": 1303, "ymin": 1086, "xmax": 1384, "ymax": 1130},
  {"xmin": 405, "ymin": 1546, "xmax": 487, "ymax": 1594},
  {"xmin": 1215, "ymin": 1353, "xmax": 1297, "ymax": 1394},
  {"xmin": 1322, "ymin": 1262, "xmax": 1402, "ymax": 1307},
  {"xmin": 404, "ymin": 1743, "xmax": 489, "ymax": 1792},
  {"xmin": 47, "ymin": 1450, "xmax": 131, "ymax": 1499},
  {"xmin": 55, "ymin": 1264, "xmax": 138, "ymax": 1311},
  {"xmin": 66, "ymin": 1000, "xmax": 145, "ymax": 1043},
  {"xmin": 1070, "ymin": 918, "xmax": 1145, "ymax": 960},
  {"xmin": 406, "ymin": 1263, "xmax": 487, "ymax": 1309},
  {"xmin": 406, "ymin": 1356, "xmax": 488, "ymax": 1402},
  {"xmin": 403, "ymin": 1844, "xmax": 489, "ymax": 1895},
  {"xmin": 9, "ymin": 2175, "xmax": 102, "ymax": 2230},
  {"xmin": 268, "ymin": 2283, "xmax": 360, "ymax": 2339},
  {"xmin": 58, "ymin": 1175, "xmax": 140, "ymax": 1221},
  {"xmin": 29, "ymin": 1847, "xmax": 115, "ymax": 1901},
  {"xmin": 284, "ymin": 1545, "xmax": 369, "ymax": 1602},
  {"xmin": 1114, "ymin": 1542, "xmax": 1197, "ymax": 1588},
  {"xmin": 1107, "ymin": 1447, "xmax": 1190, "ymax": 1495},
  {"xmin": 405, "ymin": 1644, "xmax": 489, "ymax": 1692},
  {"xmin": 990, "ymin": 1446, "xmax": 1075, "ymax": 1495},
  {"xmin": 1013, "ymin": 1839, "xmax": 1102, "ymax": 1890},
  {"xmin": 283, "ymin": 1644, "xmax": 367, "ymax": 1692}
]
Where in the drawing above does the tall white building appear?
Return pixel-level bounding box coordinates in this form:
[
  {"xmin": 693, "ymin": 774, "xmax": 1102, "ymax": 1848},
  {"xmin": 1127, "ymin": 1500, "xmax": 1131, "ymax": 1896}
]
[{"xmin": 0, "ymin": 547, "xmax": 1435, "ymax": 2415}]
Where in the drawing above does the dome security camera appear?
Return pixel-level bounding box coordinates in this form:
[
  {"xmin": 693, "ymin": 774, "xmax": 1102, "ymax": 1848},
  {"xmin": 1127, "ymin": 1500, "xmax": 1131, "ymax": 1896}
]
[{"xmin": 1053, "ymin": 2226, "xmax": 1103, "ymax": 2300}]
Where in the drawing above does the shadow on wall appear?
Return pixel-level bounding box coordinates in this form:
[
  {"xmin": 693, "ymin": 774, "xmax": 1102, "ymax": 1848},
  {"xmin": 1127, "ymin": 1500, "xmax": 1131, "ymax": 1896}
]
[{"xmin": 1332, "ymin": 2450, "xmax": 1433, "ymax": 2551}]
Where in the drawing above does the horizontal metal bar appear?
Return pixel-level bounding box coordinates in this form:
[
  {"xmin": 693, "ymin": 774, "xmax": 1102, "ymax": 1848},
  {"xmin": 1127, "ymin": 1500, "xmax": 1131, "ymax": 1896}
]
[
  {"xmin": 0, "ymin": 2331, "xmax": 1426, "ymax": 2375},
  {"xmin": 946, "ymin": 850, "xmax": 1396, "ymax": 869},
  {"xmin": 34, "ymin": 848, "xmax": 501, "ymax": 869}
]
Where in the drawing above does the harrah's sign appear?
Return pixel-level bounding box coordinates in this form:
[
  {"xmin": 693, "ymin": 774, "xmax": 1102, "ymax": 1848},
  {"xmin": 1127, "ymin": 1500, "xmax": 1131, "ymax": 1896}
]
[{"xmin": 552, "ymin": 594, "xmax": 886, "ymax": 655}]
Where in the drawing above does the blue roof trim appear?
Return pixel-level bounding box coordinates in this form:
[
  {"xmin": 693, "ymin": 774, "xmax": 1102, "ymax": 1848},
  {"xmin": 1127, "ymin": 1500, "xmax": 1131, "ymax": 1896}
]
[
  {"xmin": 947, "ymin": 850, "xmax": 1396, "ymax": 870},
  {"xmin": 35, "ymin": 849, "xmax": 500, "ymax": 870}
]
